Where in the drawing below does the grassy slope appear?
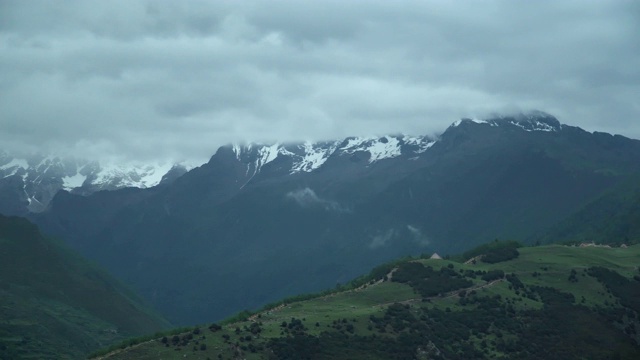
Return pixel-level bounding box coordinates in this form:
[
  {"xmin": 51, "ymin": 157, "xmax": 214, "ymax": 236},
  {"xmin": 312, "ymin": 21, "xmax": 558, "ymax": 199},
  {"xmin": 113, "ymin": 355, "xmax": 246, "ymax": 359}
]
[
  {"xmin": 98, "ymin": 244, "xmax": 640, "ymax": 360},
  {"xmin": 0, "ymin": 215, "xmax": 170, "ymax": 359}
]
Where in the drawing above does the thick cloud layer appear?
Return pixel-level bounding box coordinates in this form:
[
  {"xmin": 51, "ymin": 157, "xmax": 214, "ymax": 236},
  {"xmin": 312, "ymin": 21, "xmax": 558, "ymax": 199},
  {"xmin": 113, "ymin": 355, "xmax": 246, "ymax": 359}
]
[{"xmin": 1, "ymin": 0, "xmax": 639, "ymax": 162}]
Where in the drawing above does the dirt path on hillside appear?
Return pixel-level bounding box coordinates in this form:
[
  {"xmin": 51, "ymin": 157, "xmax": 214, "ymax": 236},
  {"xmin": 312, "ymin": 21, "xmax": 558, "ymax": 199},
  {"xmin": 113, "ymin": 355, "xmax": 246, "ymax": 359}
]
[
  {"xmin": 248, "ymin": 267, "xmax": 400, "ymax": 321},
  {"xmin": 464, "ymin": 256, "xmax": 482, "ymax": 265},
  {"xmin": 95, "ymin": 339, "xmax": 155, "ymax": 360}
]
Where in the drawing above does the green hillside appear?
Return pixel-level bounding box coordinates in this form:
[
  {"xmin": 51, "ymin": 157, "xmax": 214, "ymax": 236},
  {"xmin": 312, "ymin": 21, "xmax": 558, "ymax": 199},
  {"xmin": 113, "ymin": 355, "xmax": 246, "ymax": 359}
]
[
  {"xmin": 96, "ymin": 243, "xmax": 640, "ymax": 359},
  {"xmin": 0, "ymin": 215, "xmax": 170, "ymax": 359}
]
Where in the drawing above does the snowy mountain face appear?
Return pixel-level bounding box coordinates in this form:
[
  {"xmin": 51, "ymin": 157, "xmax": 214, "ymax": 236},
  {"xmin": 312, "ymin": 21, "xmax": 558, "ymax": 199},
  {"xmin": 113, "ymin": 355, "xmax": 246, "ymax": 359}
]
[
  {"xmin": 228, "ymin": 134, "xmax": 437, "ymax": 179},
  {"xmin": 225, "ymin": 111, "xmax": 563, "ymax": 180},
  {"xmin": 0, "ymin": 153, "xmax": 192, "ymax": 213}
]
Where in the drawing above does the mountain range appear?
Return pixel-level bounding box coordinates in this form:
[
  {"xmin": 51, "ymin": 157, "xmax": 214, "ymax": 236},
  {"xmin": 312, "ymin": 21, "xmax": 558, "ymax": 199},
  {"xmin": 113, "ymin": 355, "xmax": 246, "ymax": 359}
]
[
  {"xmin": 8, "ymin": 111, "xmax": 640, "ymax": 326},
  {"xmin": 0, "ymin": 153, "xmax": 195, "ymax": 215}
]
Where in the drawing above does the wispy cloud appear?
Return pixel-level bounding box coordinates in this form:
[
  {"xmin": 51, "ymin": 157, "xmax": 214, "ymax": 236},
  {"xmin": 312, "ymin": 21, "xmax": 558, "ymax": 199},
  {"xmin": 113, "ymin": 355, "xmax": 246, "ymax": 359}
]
[
  {"xmin": 407, "ymin": 225, "xmax": 430, "ymax": 247},
  {"xmin": 286, "ymin": 187, "xmax": 349, "ymax": 212},
  {"xmin": 369, "ymin": 229, "xmax": 396, "ymax": 249}
]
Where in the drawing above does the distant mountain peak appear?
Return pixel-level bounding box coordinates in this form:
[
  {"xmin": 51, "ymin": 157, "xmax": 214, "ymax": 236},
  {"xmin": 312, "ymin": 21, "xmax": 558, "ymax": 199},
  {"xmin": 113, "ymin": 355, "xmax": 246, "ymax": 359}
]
[
  {"xmin": 0, "ymin": 153, "xmax": 196, "ymax": 214},
  {"xmin": 451, "ymin": 110, "xmax": 562, "ymax": 132}
]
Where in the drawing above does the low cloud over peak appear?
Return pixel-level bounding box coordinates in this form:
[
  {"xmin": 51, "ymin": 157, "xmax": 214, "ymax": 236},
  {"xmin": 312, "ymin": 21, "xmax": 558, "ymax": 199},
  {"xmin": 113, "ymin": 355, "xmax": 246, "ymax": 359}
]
[{"xmin": 1, "ymin": 1, "xmax": 639, "ymax": 162}]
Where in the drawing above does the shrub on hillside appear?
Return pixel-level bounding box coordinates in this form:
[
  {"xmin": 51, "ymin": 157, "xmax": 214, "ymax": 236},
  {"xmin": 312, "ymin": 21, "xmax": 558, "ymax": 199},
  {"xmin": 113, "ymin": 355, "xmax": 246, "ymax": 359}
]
[
  {"xmin": 481, "ymin": 270, "xmax": 505, "ymax": 282},
  {"xmin": 481, "ymin": 247, "xmax": 520, "ymax": 264},
  {"xmin": 458, "ymin": 240, "xmax": 522, "ymax": 262}
]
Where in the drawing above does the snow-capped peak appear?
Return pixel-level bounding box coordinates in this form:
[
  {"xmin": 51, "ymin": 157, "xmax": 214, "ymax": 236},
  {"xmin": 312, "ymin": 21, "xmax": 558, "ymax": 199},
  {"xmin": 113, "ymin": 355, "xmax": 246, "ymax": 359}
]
[{"xmin": 451, "ymin": 111, "xmax": 562, "ymax": 132}]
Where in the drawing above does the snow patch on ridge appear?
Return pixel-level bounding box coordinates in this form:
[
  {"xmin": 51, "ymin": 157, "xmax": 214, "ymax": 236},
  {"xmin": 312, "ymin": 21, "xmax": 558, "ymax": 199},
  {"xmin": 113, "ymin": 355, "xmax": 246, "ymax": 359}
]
[
  {"xmin": 232, "ymin": 143, "xmax": 298, "ymax": 179},
  {"xmin": 340, "ymin": 136, "xmax": 403, "ymax": 163},
  {"xmin": 232, "ymin": 144, "xmax": 242, "ymax": 160},
  {"xmin": 366, "ymin": 137, "xmax": 402, "ymax": 163},
  {"xmin": 255, "ymin": 143, "xmax": 281, "ymax": 171},
  {"xmin": 62, "ymin": 173, "xmax": 87, "ymax": 191},
  {"xmin": 290, "ymin": 141, "xmax": 341, "ymax": 173},
  {"xmin": 403, "ymin": 136, "xmax": 436, "ymax": 154},
  {"xmin": 339, "ymin": 137, "xmax": 375, "ymax": 152},
  {"xmin": 470, "ymin": 118, "xmax": 497, "ymax": 126},
  {"xmin": 93, "ymin": 161, "xmax": 176, "ymax": 188},
  {"xmin": 532, "ymin": 121, "xmax": 556, "ymax": 132},
  {"xmin": 506, "ymin": 120, "xmax": 557, "ymax": 132}
]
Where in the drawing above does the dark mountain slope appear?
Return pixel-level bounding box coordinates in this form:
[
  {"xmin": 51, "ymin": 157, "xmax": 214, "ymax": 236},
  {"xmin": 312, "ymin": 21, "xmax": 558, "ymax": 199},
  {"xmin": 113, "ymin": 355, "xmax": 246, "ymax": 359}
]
[
  {"xmin": 0, "ymin": 174, "xmax": 28, "ymax": 216},
  {"xmin": 361, "ymin": 122, "xmax": 628, "ymax": 252},
  {"xmin": 31, "ymin": 112, "xmax": 640, "ymax": 325},
  {"xmin": 538, "ymin": 175, "xmax": 640, "ymax": 245},
  {"xmin": 0, "ymin": 215, "xmax": 169, "ymax": 359}
]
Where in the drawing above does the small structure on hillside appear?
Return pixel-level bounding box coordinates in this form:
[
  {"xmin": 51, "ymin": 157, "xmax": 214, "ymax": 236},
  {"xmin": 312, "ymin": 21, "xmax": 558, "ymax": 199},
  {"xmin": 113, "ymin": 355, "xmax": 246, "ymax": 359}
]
[
  {"xmin": 579, "ymin": 242, "xmax": 612, "ymax": 248},
  {"xmin": 430, "ymin": 253, "xmax": 442, "ymax": 260}
]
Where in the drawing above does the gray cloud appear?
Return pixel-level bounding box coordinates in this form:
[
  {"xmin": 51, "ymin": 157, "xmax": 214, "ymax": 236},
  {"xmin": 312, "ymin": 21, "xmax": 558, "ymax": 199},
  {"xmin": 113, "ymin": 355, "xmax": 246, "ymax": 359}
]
[{"xmin": 1, "ymin": 0, "xmax": 639, "ymax": 162}]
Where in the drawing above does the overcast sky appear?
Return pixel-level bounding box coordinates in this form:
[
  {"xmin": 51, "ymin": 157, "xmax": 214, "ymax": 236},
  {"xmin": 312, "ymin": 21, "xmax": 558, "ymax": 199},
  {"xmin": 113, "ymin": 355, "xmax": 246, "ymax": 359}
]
[{"xmin": 1, "ymin": 0, "xmax": 639, "ymax": 163}]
